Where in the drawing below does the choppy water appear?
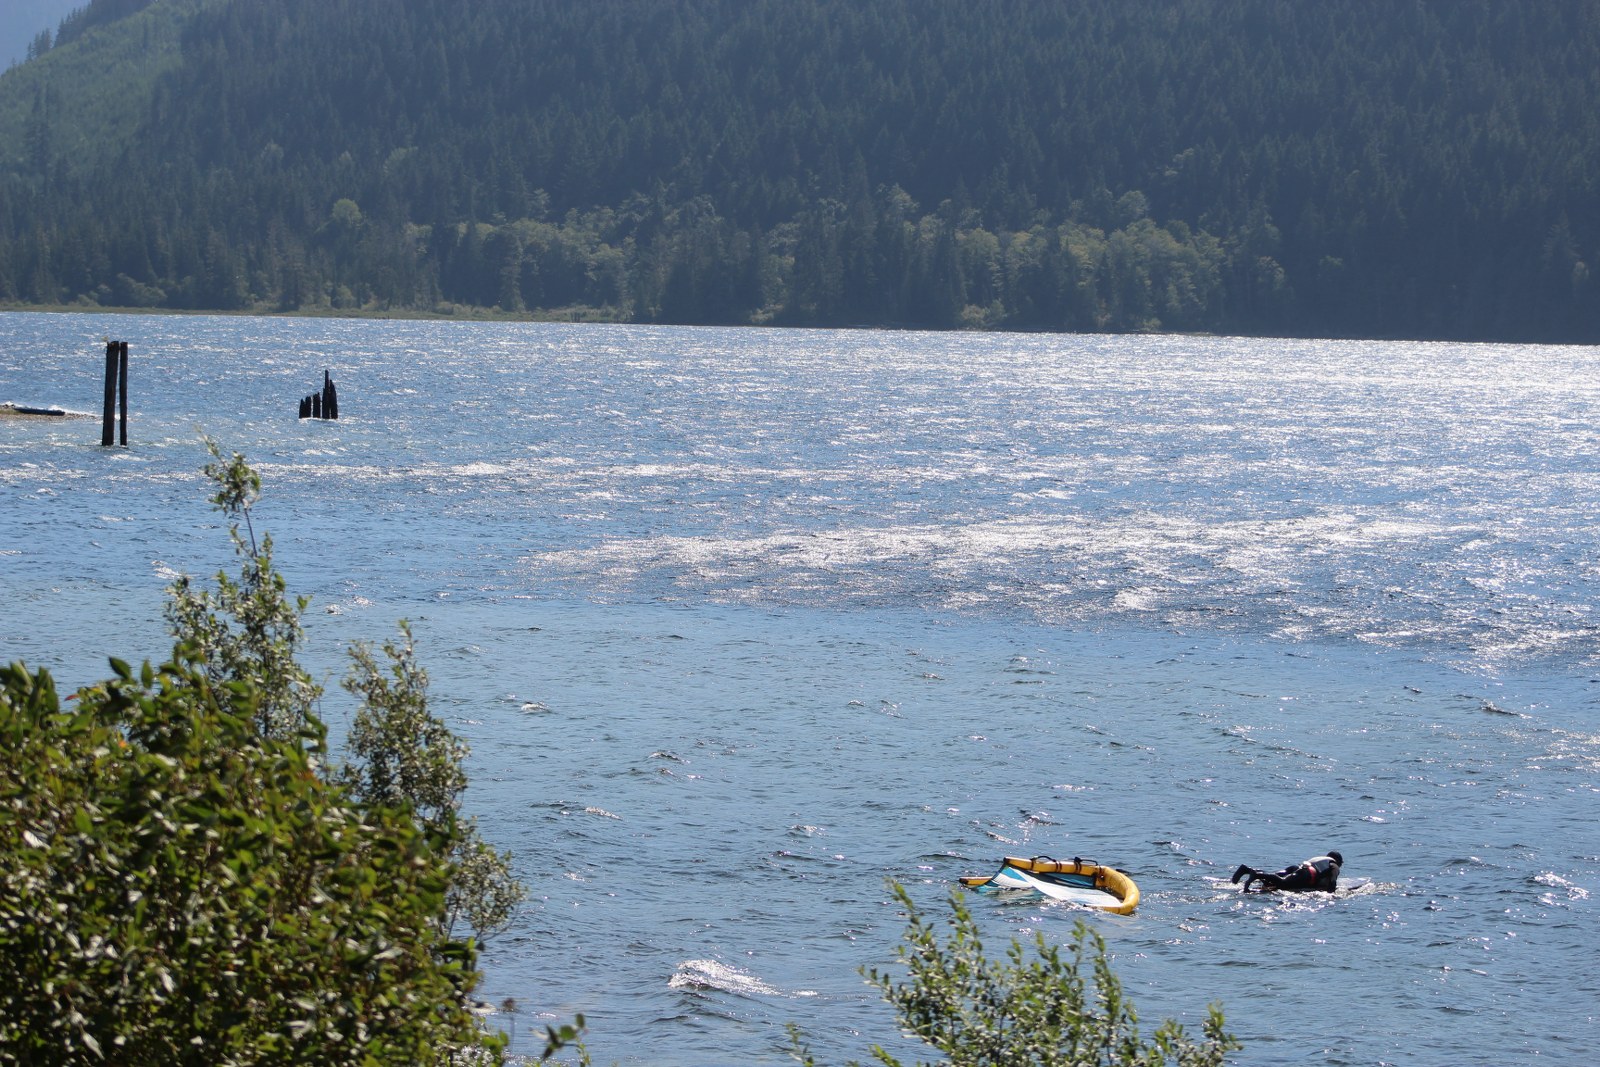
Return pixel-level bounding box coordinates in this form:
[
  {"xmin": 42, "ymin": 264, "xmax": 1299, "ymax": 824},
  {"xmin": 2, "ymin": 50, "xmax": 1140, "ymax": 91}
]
[{"xmin": 2, "ymin": 312, "xmax": 1597, "ymax": 1065}]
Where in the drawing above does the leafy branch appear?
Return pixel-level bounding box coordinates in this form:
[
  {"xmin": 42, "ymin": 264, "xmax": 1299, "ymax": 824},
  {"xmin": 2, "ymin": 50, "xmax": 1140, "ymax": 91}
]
[{"xmin": 791, "ymin": 881, "xmax": 1239, "ymax": 1067}]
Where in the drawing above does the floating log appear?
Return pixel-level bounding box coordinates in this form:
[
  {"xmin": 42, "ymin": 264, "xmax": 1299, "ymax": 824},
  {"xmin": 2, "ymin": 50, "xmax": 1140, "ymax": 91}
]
[{"xmin": 1, "ymin": 403, "xmax": 76, "ymax": 419}]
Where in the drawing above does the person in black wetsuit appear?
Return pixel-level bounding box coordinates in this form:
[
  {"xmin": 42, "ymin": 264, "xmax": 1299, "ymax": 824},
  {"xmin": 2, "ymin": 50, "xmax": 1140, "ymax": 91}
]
[{"xmin": 1231, "ymin": 850, "xmax": 1342, "ymax": 892}]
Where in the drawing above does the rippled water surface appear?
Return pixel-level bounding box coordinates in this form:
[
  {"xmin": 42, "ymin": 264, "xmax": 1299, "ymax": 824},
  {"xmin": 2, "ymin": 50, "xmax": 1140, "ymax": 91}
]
[{"xmin": 3, "ymin": 313, "xmax": 1597, "ymax": 1064}]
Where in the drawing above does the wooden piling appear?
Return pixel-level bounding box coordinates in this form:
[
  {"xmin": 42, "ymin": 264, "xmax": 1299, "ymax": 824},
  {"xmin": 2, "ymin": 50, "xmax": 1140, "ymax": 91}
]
[
  {"xmin": 101, "ymin": 340, "xmax": 117, "ymax": 446},
  {"xmin": 322, "ymin": 370, "xmax": 338, "ymax": 420},
  {"xmin": 299, "ymin": 370, "xmax": 339, "ymax": 420},
  {"xmin": 118, "ymin": 341, "xmax": 128, "ymax": 446}
]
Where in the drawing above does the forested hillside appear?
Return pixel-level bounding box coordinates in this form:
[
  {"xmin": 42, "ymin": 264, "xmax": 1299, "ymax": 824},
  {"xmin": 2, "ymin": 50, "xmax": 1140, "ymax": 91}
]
[{"xmin": 1, "ymin": 0, "xmax": 1597, "ymax": 341}]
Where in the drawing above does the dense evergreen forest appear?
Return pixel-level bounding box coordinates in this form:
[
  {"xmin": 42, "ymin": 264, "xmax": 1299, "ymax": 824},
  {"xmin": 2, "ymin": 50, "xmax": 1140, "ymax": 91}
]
[{"xmin": 1, "ymin": 0, "xmax": 1597, "ymax": 341}]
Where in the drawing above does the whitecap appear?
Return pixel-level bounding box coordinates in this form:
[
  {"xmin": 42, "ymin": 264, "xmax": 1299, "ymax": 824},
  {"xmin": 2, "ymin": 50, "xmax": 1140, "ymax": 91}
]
[
  {"xmin": 667, "ymin": 959, "xmax": 782, "ymax": 998},
  {"xmin": 1532, "ymin": 872, "xmax": 1589, "ymax": 901}
]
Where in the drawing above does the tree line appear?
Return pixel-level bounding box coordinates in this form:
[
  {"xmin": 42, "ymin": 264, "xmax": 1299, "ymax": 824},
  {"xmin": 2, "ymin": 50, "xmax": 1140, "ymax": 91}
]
[{"xmin": 1, "ymin": 0, "xmax": 1597, "ymax": 341}]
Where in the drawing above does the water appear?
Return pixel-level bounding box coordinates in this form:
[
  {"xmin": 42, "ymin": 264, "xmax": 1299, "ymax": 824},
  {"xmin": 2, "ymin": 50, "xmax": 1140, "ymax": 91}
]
[{"xmin": 2, "ymin": 312, "xmax": 1597, "ymax": 1065}]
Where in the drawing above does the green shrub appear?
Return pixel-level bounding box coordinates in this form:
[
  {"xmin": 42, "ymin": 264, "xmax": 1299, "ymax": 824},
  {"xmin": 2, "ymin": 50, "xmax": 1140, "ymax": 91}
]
[
  {"xmin": 342, "ymin": 624, "xmax": 526, "ymax": 945},
  {"xmin": 0, "ymin": 654, "xmax": 484, "ymax": 1064},
  {"xmin": 0, "ymin": 439, "xmax": 543, "ymax": 1065},
  {"xmin": 792, "ymin": 882, "xmax": 1240, "ymax": 1067},
  {"xmin": 164, "ymin": 438, "xmax": 320, "ymax": 741},
  {"xmin": 167, "ymin": 436, "xmax": 529, "ymax": 950}
]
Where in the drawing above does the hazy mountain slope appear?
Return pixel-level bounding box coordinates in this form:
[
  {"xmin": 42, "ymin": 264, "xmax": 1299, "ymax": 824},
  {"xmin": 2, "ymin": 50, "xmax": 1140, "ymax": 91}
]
[
  {"xmin": 0, "ymin": 0, "xmax": 81, "ymax": 69},
  {"xmin": 0, "ymin": 0, "xmax": 212, "ymax": 177}
]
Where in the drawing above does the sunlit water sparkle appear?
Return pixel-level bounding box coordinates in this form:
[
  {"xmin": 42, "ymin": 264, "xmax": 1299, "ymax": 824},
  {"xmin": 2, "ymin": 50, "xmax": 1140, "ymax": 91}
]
[{"xmin": 3, "ymin": 313, "xmax": 1598, "ymax": 1065}]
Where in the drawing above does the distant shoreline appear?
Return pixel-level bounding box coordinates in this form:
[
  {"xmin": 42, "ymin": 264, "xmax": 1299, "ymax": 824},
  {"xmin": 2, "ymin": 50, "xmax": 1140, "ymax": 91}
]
[
  {"xmin": 0, "ymin": 300, "xmax": 627, "ymax": 325},
  {"xmin": 0, "ymin": 301, "xmax": 1563, "ymax": 347}
]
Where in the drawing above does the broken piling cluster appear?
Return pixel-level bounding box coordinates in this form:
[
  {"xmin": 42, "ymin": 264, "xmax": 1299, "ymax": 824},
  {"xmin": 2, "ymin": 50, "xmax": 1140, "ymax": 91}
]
[{"xmin": 299, "ymin": 371, "xmax": 339, "ymax": 420}]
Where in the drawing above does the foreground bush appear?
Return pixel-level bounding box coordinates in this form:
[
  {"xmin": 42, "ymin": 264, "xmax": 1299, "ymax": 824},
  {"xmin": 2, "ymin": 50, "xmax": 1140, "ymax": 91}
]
[
  {"xmin": 793, "ymin": 883, "xmax": 1240, "ymax": 1066},
  {"xmin": 0, "ymin": 441, "xmax": 527, "ymax": 1065},
  {"xmin": 0, "ymin": 655, "xmax": 483, "ymax": 1064}
]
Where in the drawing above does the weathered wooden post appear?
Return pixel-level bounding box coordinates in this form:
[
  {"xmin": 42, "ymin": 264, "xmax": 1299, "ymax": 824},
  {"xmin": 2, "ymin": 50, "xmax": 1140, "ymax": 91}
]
[
  {"xmin": 118, "ymin": 341, "xmax": 129, "ymax": 446},
  {"xmin": 297, "ymin": 371, "xmax": 339, "ymax": 420},
  {"xmin": 100, "ymin": 340, "xmax": 118, "ymax": 446}
]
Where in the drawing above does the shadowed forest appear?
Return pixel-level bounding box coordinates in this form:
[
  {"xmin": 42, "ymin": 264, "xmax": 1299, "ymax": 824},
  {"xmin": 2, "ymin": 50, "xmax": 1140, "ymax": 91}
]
[{"xmin": 2, "ymin": 0, "xmax": 1597, "ymax": 341}]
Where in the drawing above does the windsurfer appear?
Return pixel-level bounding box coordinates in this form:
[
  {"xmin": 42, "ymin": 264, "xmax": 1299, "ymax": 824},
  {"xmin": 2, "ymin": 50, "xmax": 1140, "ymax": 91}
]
[{"xmin": 1231, "ymin": 850, "xmax": 1342, "ymax": 892}]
